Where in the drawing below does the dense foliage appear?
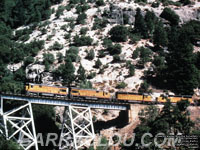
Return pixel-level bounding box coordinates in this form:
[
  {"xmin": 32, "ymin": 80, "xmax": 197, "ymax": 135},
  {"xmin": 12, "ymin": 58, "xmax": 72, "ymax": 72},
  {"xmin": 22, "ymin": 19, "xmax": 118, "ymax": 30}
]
[
  {"xmin": 121, "ymin": 100, "xmax": 198, "ymax": 150},
  {"xmin": 0, "ymin": 0, "xmax": 62, "ymax": 28}
]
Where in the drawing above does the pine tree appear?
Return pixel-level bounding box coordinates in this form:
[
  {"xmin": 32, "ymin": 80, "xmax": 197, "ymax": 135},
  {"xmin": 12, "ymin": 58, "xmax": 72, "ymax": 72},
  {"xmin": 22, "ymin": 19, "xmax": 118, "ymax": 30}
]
[
  {"xmin": 166, "ymin": 29, "xmax": 199, "ymax": 95},
  {"xmin": 77, "ymin": 64, "xmax": 86, "ymax": 82},
  {"xmin": 153, "ymin": 21, "xmax": 168, "ymax": 48},
  {"xmin": 134, "ymin": 8, "xmax": 148, "ymax": 38},
  {"xmin": 144, "ymin": 10, "xmax": 157, "ymax": 36},
  {"xmin": 62, "ymin": 57, "xmax": 75, "ymax": 86}
]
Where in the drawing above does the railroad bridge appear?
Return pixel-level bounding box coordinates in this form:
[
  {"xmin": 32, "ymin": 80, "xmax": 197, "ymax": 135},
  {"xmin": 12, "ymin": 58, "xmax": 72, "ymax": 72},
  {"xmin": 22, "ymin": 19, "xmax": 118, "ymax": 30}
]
[{"xmin": 0, "ymin": 94, "xmax": 130, "ymax": 150}]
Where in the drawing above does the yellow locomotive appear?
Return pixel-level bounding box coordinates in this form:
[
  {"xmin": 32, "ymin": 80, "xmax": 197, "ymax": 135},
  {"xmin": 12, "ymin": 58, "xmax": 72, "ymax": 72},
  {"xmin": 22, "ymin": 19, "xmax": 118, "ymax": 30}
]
[
  {"xmin": 70, "ymin": 88, "xmax": 111, "ymax": 100},
  {"xmin": 157, "ymin": 95, "xmax": 193, "ymax": 104},
  {"xmin": 25, "ymin": 83, "xmax": 68, "ymax": 97},
  {"xmin": 115, "ymin": 92, "xmax": 152, "ymax": 103}
]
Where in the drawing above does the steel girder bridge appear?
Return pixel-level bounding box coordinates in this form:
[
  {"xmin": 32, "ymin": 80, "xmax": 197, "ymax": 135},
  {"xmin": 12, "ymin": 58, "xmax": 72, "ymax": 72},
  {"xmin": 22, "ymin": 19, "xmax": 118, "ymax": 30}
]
[{"xmin": 0, "ymin": 94, "xmax": 129, "ymax": 150}]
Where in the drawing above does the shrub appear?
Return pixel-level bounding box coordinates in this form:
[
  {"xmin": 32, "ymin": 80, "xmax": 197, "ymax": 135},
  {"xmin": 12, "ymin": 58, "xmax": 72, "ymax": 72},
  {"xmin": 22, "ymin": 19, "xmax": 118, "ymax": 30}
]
[
  {"xmin": 92, "ymin": 17, "xmax": 108, "ymax": 30},
  {"xmin": 73, "ymin": 35, "xmax": 93, "ymax": 46},
  {"xmin": 66, "ymin": 46, "xmax": 79, "ymax": 62},
  {"xmin": 77, "ymin": 13, "xmax": 87, "ymax": 24},
  {"xmin": 64, "ymin": 33, "xmax": 71, "ymax": 40},
  {"xmin": 102, "ymin": 38, "xmax": 112, "ymax": 48},
  {"xmin": 112, "ymin": 54, "xmax": 121, "ymax": 63},
  {"xmin": 86, "ymin": 50, "xmax": 95, "ymax": 60},
  {"xmin": 96, "ymin": 0, "xmax": 105, "ymax": 6},
  {"xmin": 98, "ymin": 50, "xmax": 106, "ymax": 58},
  {"xmin": 87, "ymin": 72, "xmax": 96, "ymax": 79},
  {"xmin": 94, "ymin": 59, "xmax": 102, "ymax": 68},
  {"xmin": 129, "ymin": 64, "xmax": 135, "ymax": 76},
  {"xmin": 49, "ymin": 41, "xmax": 63, "ymax": 50},
  {"xmin": 109, "ymin": 25, "xmax": 128, "ymax": 42},
  {"xmin": 56, "ymin": 6, "xmax": 65, "ymax": 18},
  {"xmin": 138, "ymin": 81, "xmax": 149, "ymax": 93},
  {"xmin": 116, "ymin": 82, "xmax": 127, "ymax": 89},
  {"xmin": 107, "ymin": 44, "xmax": 122, "ymax": 55},
  {"xmin": 43, "ymin": 53, "xmax": 55, "ymax": 64},
  {"xmin": 57, "ymin": 52, "xmax": 64, "ymax": 63},
  {"xmin": 129, "ymin": 34, "xmax": 141, "ymax": 44},
  {"xmin": 76, "ymin": 4, "xmax": 90, "ymax": 14},
  {"xmin": 80, "ymin": 27, "xmax": 89, "ymax": 35},
  {"xmin": 132, "ymin": 48, "xmax": 140, "ymax": 59}
]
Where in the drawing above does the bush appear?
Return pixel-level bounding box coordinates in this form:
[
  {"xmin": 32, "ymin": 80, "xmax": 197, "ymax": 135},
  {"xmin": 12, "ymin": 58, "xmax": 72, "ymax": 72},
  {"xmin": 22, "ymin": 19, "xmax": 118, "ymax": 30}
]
[
  {"xmin": 107, "ymin": 44, "xmax": 122, "ymax": 55},
  {"xmin": 77, "ymin": 13, "xmax": 87, "ymax": 24},
  {"xmin": 112, "ymin": 54, "xmax": 121, "ymax": 63},
  {"xmin": 138, "ymin": 81, "xmax": 149, "ymax": 93},
  {"xmin": 43, "ymin": 53, "xmax": 55, "ymax": 64},
  {"xmin": 92, "ymin": 17, "xmax": 108, "ymax": 30},
  {"xmin": 80, "ymin": 27, "xmax": 89, "ymax": 35},
  {"xmin": 66, "ymin": 46, "xmax": 79, "ymax": 62},
  {"xmin": 116, "ymin": 82, "xmax": 127, "ymax": 89},
  {"xmin": 49, "ymin": 41, "xmax": 63, "ymax": 50},
  {"xmin": 94, "ymin": 59, "xmax": 102, "ymax": 68},
  {"xmin": 160, "ymin": 8, "xmax": 180, "ymax": 25},
  {"xmin": 96, "ymin": 0, "xmax": 105, "ymax": 6},
  {"xmin": 109, "ymin": 25, "xmax": 129, "ymax": 42},
  {"xmin": 180, "ymin": 0, "xmax": 191, "ymax": 5},
  {"xmin": 56, "ymin": 52, "xmax": 64, "ymax": 63},
  {"xmin": 76, "ymin": 4, "xmax": 90, "ymax": 14},
  {"xmin": 132, "ymin": 48, "xmax": 140, "ymax": 59},
  {"xmin": 56, "ymin": 6, "xmax": 65, "ymax": 18},
  {"xmin": 102, "ymin": 38, "xmax": 112, "ymax": 48},
  {"xmin": 129, "ymin": 34, "xmax": 141, "ymax": 44},
  {"xmin": 129, "ymin": 64, "xmax": 135, "ymax": 76},
  {"xmin": 73, "ymin": 35, "xmax": 93, "ymax": 46},
  {"xmin": 87, "ymin": 72, "xmax": 96, "ymax": 79},
  {"xmin": 86, "ymin": 50, "xmax": 95, "ymax": 60},
  {"xmin": 98, "ymin": 50, "xmax": 106, "ymax": 58}
]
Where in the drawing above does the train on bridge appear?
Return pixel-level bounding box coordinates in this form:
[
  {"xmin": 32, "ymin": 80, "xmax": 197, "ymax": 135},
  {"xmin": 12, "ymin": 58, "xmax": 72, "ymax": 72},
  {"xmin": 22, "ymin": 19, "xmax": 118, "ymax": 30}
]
[{"xmin": 25, "ymin": 83, "xmax": 198, "ymax": 105}]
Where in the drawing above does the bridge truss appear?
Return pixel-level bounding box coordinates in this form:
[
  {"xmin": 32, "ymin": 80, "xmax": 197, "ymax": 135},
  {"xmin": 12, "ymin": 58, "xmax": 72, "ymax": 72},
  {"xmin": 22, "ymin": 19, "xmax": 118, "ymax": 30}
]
[{"xmin": 0, "ymin": 94, "xmax": 128, "ymax": 150}]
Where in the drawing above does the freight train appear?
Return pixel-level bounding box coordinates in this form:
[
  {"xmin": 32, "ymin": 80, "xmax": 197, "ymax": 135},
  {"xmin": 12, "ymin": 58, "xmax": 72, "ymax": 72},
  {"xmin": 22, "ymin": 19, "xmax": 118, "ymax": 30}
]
[{"xmin": 25, "ymin": 83, "xmax": 196, "ymax": 105}]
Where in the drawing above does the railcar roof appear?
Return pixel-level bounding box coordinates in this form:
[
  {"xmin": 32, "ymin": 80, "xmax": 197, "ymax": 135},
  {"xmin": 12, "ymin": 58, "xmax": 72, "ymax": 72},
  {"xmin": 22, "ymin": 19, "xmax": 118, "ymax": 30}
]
[{"xmin": 27, "ymin": 83, "xmax": 67, "ymax": 88}]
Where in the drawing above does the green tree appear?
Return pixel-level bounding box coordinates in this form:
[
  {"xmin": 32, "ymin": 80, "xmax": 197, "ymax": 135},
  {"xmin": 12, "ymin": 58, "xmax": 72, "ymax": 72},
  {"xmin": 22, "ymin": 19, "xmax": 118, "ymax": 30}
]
[
  {"xmin": 107, "ymin": 44, "xmax": 122, "ymax": 55},
  {"xmin": 109, "ymin": 25, "xmax": 128, "ymax": 42},
  {"xmin": 160, "ymin": 7, "xmax": 180, "ymax": 25},
  {"xmin": 144, "ymin": 10, "xmax": 158, "ymax": 36},
  {"xmin": 134, "ymin": 8, "xmax": 148, "ymax": 38},
  {"xmin": 62, "ymin": 57, "xmax": 75, "ymax": 86},
  {"xmin": 166, "ymin": 28, "xmax": 199, "ymax": 95},
  {"xmin": 153, "ymin": 21, "xmax": 168, "ymax": 48},
  {"xmin": 94, "ymin": 58, "xmax": 102, "ymax": 68},
  {"xmin": 76, "ymin": 13, "xmax": 87, "ymax": 24},
  {"xmin": 0, "ymin": 136, "xmax": 22, "ymax": 150},
  {"xmin": 77, "ymin": 64, "xmax": 86, "ymax": 82},
  {"xmin": 129, "ymin": 64, "xmax": 135, "ymax": 76},
  {"xmin": 86, "ymin": 50, "xmax": 95, "ymax": 60}
]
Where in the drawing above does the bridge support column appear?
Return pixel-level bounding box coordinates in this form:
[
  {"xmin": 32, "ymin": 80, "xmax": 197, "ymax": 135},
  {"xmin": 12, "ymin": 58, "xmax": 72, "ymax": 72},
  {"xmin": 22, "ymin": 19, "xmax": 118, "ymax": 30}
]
[
  {"xmin": 0, "ymin": 97, "xmax": 38, "ymax": 150},
  {"xmin": 59, "ymin": 105, "xmax": 95, "ymax": 150}
]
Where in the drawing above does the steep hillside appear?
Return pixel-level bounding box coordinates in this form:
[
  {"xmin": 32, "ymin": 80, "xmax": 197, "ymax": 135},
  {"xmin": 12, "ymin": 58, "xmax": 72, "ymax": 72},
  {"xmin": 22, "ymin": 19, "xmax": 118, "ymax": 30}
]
[{"xmin": 8, "ymin": 0, "xmax": 200, "ymax": 96}]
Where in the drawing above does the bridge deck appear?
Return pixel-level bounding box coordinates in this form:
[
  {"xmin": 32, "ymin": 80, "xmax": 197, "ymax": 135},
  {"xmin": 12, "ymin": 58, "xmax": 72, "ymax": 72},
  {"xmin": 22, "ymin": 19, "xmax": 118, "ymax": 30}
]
[{"xmin": 0, "ymin": 94, "xmax": 129, "ymax": 110}]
